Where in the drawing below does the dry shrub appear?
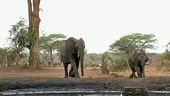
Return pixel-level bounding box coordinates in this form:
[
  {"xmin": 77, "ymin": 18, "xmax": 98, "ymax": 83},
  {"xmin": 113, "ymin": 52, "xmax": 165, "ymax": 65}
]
[
  {"xmin": 157, "ymin": 52, "xmax": 170, "ymax": 71},
  {"xmin": 108, "ymin": 54, "xmax": 128, "ymax": 72}
]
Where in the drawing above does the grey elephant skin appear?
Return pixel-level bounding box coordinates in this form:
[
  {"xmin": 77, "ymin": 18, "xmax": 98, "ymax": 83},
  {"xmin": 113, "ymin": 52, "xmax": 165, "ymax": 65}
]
[
  {"xmin": 128, "ymin": 50, "xmax": 149, "ymax": 78},
  {"xmin": 59, "ymin": 37, "xmax": 85, "ymax": 78}
]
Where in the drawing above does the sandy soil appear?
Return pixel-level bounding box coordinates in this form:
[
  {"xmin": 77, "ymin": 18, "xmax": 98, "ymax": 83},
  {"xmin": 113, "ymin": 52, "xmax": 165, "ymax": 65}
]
[{"xmin": 0, "ymin": 64, "xmax": 170, "ymax": 92}]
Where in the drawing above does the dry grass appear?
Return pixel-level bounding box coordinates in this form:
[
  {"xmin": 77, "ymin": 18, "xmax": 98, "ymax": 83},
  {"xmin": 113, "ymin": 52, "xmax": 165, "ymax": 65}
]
[
  {"xmin": 0, "ymin": 64, "xmax": 170, "ymax": 92},
  {"xmin": 0, "ymin": 63, "xmax": 170, "ymax": 79}
]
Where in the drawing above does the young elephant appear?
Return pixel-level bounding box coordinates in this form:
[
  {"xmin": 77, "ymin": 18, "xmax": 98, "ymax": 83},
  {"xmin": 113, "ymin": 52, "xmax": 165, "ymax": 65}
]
[{"xmin": 128, "ymin": 50, "xmax": 149, "ymax": 78}]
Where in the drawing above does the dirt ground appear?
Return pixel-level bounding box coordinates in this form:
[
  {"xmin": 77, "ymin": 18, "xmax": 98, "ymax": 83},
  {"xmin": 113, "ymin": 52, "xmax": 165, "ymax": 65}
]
[{"xmin": 0, "ymin": 64, "xmax": 170, "ymax": 92}]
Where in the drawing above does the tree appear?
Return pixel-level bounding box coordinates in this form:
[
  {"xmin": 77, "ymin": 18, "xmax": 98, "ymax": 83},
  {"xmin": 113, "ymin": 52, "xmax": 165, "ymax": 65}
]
[
  {"xmin": 100, "ymin": 52, "xmax": 110, "ymax": 74},
  {"xmin": 0, "ymin": 47, "xmax": 21, "ymax": 67},
  {"xmin": 0, "ymin": 48, "xmax": 8, "ymax": 67},
  {"xmin": 8, "ymin": 18, "xmax": 30, "ymax": 65},
  {"xmin": 9, "ymin": 18, "xmax": 29, "ymax": 47},
  {"xmin": 39, "ymin": 34, "xmax": 67, "ymax": 67},
  {"xmin": 158, "ymin": 42, "xmax": 170, "ymax": 71},
  {"xmin": 165, "ymin": 42, "xmax": 170, "ymax": 52},
  {"xmin": 159, "ymin": 52, "xmax": 170, "ymax": 71},
  {"xmin": 109, "ymin": 33, "xmax": 157, "ymax": 55},
  {"xmin": 27, "ymin": 0, "xmax": 41, "ymax": 68},
  {"xmin": 88, "ymin": 53, "xmax": 100, "ymax": 66}
]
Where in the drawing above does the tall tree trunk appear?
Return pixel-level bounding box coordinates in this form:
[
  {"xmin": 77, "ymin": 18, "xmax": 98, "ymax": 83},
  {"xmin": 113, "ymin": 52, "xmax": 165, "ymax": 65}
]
[
  {"xmin": 100, "ymin": 55, "xmax": 109, "ymax": 74},
  {"xmin": 49, "ymin": 49, "xmax": 54, "ymax": 67},
  {"xmin": 27, "ymin": 0, "xmax": 33, "ymax": 66},
  {"xmin": 27, "ymin": 0, "xmax": 33, "ymax": 31},
  {"xmin": 32, "ymin": 0, "xmax": 41, "ymax": 68},
  {"xmin": 27, "ymin": 0, "xmax": 41, "ymax": 69}
]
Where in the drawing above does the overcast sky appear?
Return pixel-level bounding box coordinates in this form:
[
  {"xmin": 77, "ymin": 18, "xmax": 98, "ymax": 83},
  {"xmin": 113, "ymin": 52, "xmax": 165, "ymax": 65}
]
[{"xmin": 1, "ymin": 0, "xmax": 170, "ymax": 53}]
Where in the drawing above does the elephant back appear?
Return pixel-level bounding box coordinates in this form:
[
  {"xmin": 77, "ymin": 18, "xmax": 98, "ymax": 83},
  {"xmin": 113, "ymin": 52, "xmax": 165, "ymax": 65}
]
[{"xmin": 128, "ymin": 50, "xmax": 148, "ymax": 63}]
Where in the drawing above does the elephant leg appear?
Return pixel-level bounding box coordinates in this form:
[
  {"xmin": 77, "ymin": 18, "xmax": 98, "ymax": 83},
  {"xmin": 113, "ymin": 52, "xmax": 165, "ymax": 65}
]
[
  {"xmin": 70, "ymin": 55, "xmax": 80, "ymax": 78},
  {"xmin": 138, "ymin": 65, "xmax": 143, "ymax": 78},
  {"xmin": 76, "ymin": 57, "xmax": 80, "ymax": 73},
  {"xmin": 68, "ymin": 56, "xmax": 80, "ymax": 78},
  {"xmin": 64, "ymin": 64, "xmax": 68, "ymax": 78},
  {"xmin": 142, "ymin": 66, "xmax": 145, "ymax": 77},
  {"xmin": 140, "ymin": 67, "xmax": 143, "ymax": 77},
  {"xmin": 129, "ymin": 73, "xmax": 133, "ymax": 78},
  {"xmin": 76, "ymin": 57, "xmax": 80, "ymax": 69},
  {"xmin": 135, "ymin": 66, "xmax": 141, "ymax": 78},
  {"xmin": 129, "ymin": 68, "xmax": 135, "ymax": 78},
  {"xmin": 138, "ymin": 71, "xmax": 142, "ymax": 78},
  {"xmin": 132, "ymin": 71, "xmax": 137, "ymax": 78},
  {"xmin": 129, "ymin": 65, "xmax": 136, "ymax": 78},
  {"xmin": 69, "ymin": 66, "xmax": 75, "ymax": 77},
  {"xmin": 134, "ymin": 66, "xmax": 139, "ymax": 78},
  {"xmin": 69, "ymin": 57, "xmax": 80, "ymax": 78}
]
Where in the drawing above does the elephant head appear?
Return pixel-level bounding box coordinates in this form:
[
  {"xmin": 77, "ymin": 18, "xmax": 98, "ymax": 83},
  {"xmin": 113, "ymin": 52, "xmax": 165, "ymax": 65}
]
[{"xmin": 65, "ymin": 37, "xmax": 78, "ymax": 55}]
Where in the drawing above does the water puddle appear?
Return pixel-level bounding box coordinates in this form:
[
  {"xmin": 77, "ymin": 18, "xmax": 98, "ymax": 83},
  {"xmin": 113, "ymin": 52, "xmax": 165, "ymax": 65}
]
[
  {"xmin": 2, "ymin": 90, "xmax": 120, "ymax": 96},
  {"xmin": 1, "ymin": 88, "xmax": 170, "ymax": 96}
]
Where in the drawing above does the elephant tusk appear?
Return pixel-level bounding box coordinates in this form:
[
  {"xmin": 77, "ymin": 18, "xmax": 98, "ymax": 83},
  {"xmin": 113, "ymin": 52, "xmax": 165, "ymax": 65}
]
[{"xmin": 77, "ymin": 54, "xmax": 80, "ymax": 58}]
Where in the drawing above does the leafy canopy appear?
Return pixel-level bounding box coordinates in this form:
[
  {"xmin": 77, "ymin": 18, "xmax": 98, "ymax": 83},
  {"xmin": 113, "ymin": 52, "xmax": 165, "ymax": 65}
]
[
  {"xmin": 8, "ymin": 18, "xmax": 32, "ymax": 50},
  {"xmin": 109, "ymin": 33, "xmax": 157, "ymax": 55},
  {"xmin": 88, "ymin": 53, "xmax": 100, "ymax": 61},
  {"xmin": 39, "ymin": 34, "xmax": 67, "ymax": 53},
  {"xmin": 39, "ymin": 34, "xmax": 67, "ymax": 66}
]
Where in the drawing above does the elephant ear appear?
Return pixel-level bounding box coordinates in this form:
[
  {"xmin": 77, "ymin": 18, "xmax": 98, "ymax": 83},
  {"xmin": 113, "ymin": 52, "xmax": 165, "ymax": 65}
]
[
  {"xmin": 65, "ymin": 37, "xmax": 78, "ymax": 54},
  {"xmin": 78, "ymin": 38, "xmax": 85, "ymax": 52}
]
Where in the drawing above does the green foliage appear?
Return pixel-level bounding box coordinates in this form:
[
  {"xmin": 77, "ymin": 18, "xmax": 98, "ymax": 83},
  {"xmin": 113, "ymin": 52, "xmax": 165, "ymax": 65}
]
[
  {"xmin": 103, "ymin": 51, "xmax": 113, "ymax": 63},
  {"xmin": 0, "ymin": 48, "xmax": 17, "ymax": 67},
  {"xmin": 109, "ymin": 33, "xmax": 157, "ymax": 55},
  {"xmin": 0, "ymin": 48, "xmax": 7, "ymax": 66},
  {"xmin": 39, "ymin": 34, "xmax": 67, "ymax": 51},
  {"xmin": 108, "ymin": 33, "xmax": 157, "ymax": 72},
  {"xmin": 6, "ymin": 49, "xmax": 16, "ymax": 66},
  {"xmin": 89, "ymin": 53, "xmax": 100, "ymax": 61},
  {"xmin": 165, "ymin": 42, "xmax": 170, "ymax": 52},
  {"xmin": 87, "ymin": 53, "xmax": 100, "ymax": 66},
  {"xmin": 8, "ymin": 18, "xmax": 31, "ymax": 66},
  {"xmin": 158, "ymin": 52, "xmax": 170, "ymax": 71},
  {"xmin": 39, "ymin": 34, "xmax": 67, "ymax": 65},
  {"xmin": 8, "ymin": 18, "xmax": 31, "ymax": 50},
  {"xmin": 108, "ymin": 53, "xmax": 128, "ymax": 72}
]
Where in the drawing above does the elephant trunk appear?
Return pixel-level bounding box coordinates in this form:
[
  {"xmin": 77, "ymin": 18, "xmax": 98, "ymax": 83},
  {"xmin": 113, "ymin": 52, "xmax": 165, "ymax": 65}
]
[
  {"xmin": 140, "ymin": 60, "xmax": 145, "ymax": 77},
  {"xmin": 141, "ymin": 61, "xmax": 145, "ymax": 77},
  {"xmin": 80, "ymin": 53, "xmax": 84, "ymax": 76}
]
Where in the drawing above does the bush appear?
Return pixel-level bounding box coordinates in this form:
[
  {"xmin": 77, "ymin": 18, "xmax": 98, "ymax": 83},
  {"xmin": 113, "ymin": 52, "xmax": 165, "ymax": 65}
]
[
  {"xmin": 108, "ymin": 54, "xmax": 128, "ymax": 72},
  {"xmin": 157, "ymin": 52, "xmax": 170, "ymax": 71}
]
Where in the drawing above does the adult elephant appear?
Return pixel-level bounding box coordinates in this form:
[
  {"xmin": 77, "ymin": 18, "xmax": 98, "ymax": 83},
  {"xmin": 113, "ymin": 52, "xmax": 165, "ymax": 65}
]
[
  {"xmin": 128, "ymin": 49, "xmax": 149, "ymax": 78},
  {"xmin": 59, "ymin": 37, "xmax": 85, "ymax": 78}
]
